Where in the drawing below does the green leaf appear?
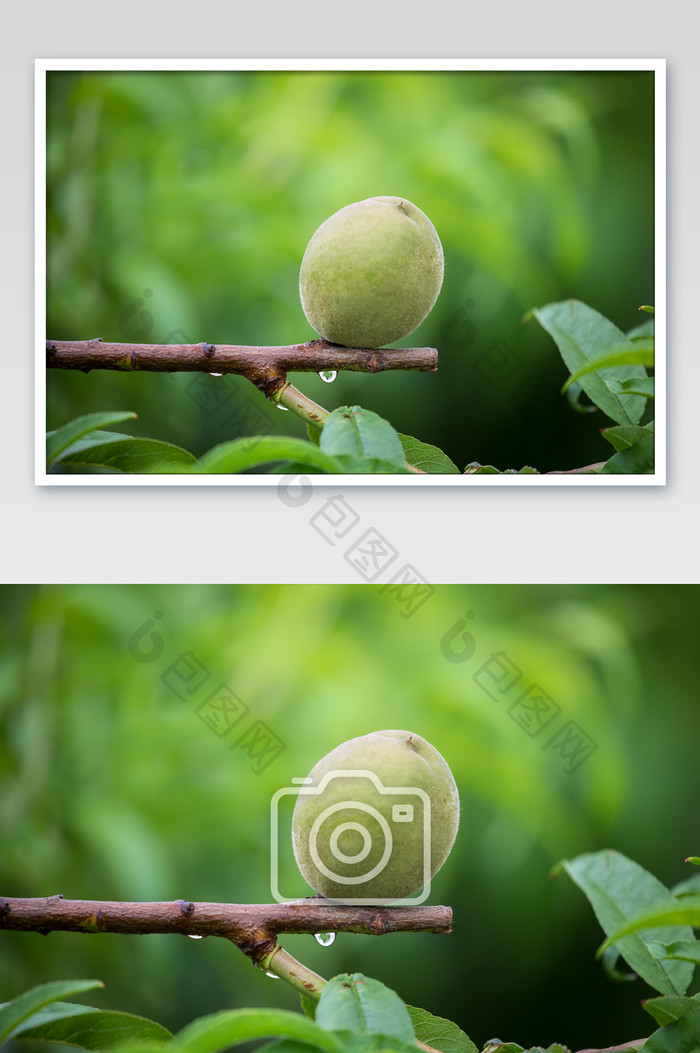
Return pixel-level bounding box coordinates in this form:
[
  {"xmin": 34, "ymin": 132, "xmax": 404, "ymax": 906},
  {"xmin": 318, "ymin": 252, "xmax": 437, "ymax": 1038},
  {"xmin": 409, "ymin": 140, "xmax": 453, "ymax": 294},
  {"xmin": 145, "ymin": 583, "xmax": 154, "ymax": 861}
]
[
  {"xmin": 609, "ymin": 377, "xmax": 655, "ymax": 400},
  {"xmin": 673, "ymin": 874, "xmax": 700, "ymax": 898},
  {"xmin": 561, "ymin": 340, "xmax": 654, "ymax": 392},
  {"xmin": 397, "ymin": 434, "xmax": 460, "ymax": 475},
  {"xmin": 58, "ymin": 431, "xmax": 134, "ymax": 456},
  {"xmin": 639, "ymin": 305, "xmax": 655, "ymax": 313},
  {"xmin": 5, "ymin": 1001, "xmax": 92, "ymax": 1039},
  {"xmin": 529, "ymin": 300, "xmax": 648, "ymax": 425},
  {"xmin": 600, "ymin": 433, "xmax": 655, "ymax": 475},
  {"xmin": 255, "ymin": 1042, "xmax": 320, "ymax": 1053},
  {"xmin": 406, "ymin": 1005, "xmax": 478, "ymax": 1053},
  {"xmin": 643, "ymin": 995, "xmax": 700, "ymax": 1026},
  {"xmin": 320, "ymin": 408, "xmax": 406, "ymax": 470},
  {"xmin": 255, "ymin": 1042, "xmax": 326, "ymax": 1053},
  {"xmin": 602, "ymin": 423, "xmax": 654, "ymax": 452},
  {"xmin": 599, "ymin": 895, "xmax": 700, "ymax": 952},
  {"xmin": 265, "ymin": 461, "xmax": 327, "ymax": 476},
  {"xmin": 462, "ymin": 463, "xmax": 540, "ymax": 475},
  {"xmin": 274, "ymin": 455, "xmax": 410, "ymax": 475},
  {"xmin": 481, "ymin": 1044, "xmax": 525, "ymax": 1053},
  {"xmin": 307, "ymin": 423, "xmax": 322, "ymax": 447},
  {"xmin": 627, "ymin": 319, "xmax": 655, "ymax": 340},
  {"xmin": 661, "ymin": 940, "xmax": 700, "ymax": 964},
  {"xmin": 259, "ymin": 1039, "xmax": 419, "ymax": 1053},
  {"xmin": 641, "ymin": 1005, "xmax": 700, "ymax": 1053},
  {"xmin": 15, "ymin": 1009, "xmax": 172, "ymax": 1049},
  {"xmin": 59, "ymin": 436, "xmax": 196, "ymax": 473},
  {"xmin": 334, "ymin": 455, "xmax": 411, "ymax": 475},
  {"xmin": 332, "ymin": 1035, "xmax": 419, "ymax": 1053},
  {"xmin": 194, "ymin": 437, "xmax": 343, "ymax": 474},
  {"xmin": 0, "ymin": 981, "xmax": 104, "ymax": 1043},
  {"xmin": 315, "ymin": 974, "xmax": 414, "ymax": 1045},
  {"xmin": 600, "ymin": 946, "xmax": 638, "ymax": 983},
  {"xmin": 566, "ymin": 382, "xmax": 598, "ymax": 414},
  {"xmin": 560, "ymin": 850, "xmax": 695, "ymax": 996},
  {"xmin": 482, "ymin": 1044, "xmax": 574, "ymax": 1053},
  {"xmin": 687, "ymin": 859, "xmax": 700, "ymax": 867},
  {"xmin": 173, "ymin": 1008, "xmax": 346, "ymax": 1053},
  {"xmin": 46, "ymin": 412, "xmax": 138, "ymax": 467},
  {"xmin": 463, "ymin": 463, "xmax": 501, "ymax": 474},
  {"xmin": 299, "ymin": 995, "xmax": 317, "ymax": 1021}
]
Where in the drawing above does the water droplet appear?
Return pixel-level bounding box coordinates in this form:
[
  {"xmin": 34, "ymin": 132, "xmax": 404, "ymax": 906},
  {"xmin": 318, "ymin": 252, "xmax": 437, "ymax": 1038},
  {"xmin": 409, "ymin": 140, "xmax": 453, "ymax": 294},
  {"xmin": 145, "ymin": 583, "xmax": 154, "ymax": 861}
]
[
  {"xmin": 209, "ymin": 372, "xmax": 223, "ymax": 377},
  {"xmin": 187, "ymin": 934, "xmax": 204, "ymax": 940},
  {"xmin": 264, "ymin": 970, "xmax": 279, "ymax": 978},
  {"xmin": 314, "ymin": 931, "xmax": 335, "ymax": 947},
  {"xmin": 318, "ymin": 370, "xmax": 337, "ymax": 384},
  {"xmin": 276, "ymin": 403, "xmax": 289, "ymax": 411}
]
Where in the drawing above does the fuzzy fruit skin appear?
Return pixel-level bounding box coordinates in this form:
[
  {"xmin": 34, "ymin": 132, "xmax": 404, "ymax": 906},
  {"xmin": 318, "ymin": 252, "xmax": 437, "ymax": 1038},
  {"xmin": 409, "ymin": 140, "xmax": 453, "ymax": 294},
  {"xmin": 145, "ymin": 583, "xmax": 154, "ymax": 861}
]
[
  {"xmin": 292, "ymin": 729, "xmax": 459, "ymax": 903},
  {"xmin": 299, "ymin": 197, "xmax": 444, "ymax": 349}
]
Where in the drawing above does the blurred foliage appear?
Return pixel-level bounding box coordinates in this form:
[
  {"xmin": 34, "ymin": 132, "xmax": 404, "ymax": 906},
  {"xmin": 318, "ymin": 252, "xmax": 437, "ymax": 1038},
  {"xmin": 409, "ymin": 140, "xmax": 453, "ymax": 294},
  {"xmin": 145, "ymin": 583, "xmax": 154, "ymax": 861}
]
[
  {"xmin": 1, "ymin": 585, "xmax": 697, "ymax": 1049},
  {"xmin": 45, "ymin": 69, "xmax": 655, "ymax": 472}
]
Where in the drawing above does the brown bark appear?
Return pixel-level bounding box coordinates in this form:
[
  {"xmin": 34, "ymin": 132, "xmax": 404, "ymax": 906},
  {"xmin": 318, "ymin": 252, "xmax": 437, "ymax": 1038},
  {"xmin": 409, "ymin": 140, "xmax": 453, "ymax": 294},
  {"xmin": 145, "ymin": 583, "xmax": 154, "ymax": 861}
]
[
  {"xmin": 45, "ymin": 339, "xmax": 438, "ymax": 398},
  {"xmin": 0, "ymin": 896, "xmax": 452, "ymax": 966}
]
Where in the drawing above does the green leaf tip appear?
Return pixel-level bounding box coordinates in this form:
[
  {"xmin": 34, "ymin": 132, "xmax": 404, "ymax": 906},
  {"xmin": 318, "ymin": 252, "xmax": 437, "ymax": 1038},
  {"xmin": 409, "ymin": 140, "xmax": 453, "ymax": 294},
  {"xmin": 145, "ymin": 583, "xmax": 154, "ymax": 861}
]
[
  {"xmin": 407, "ymin": 1004, "xmax": 478, "ymax": 1053},
  {"xmin": 0, "ymin": 979, "xmax": 105, "ymax": 1044}
]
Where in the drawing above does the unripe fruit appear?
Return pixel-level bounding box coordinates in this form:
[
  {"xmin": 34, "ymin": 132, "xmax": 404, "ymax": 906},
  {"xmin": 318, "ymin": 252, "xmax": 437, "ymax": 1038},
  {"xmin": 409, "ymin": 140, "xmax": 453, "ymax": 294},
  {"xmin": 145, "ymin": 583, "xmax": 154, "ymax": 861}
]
[
  {"xmin": 299, "ymin": 197, "xmax": 444, "ymax": 349},
  {"xmin": 292, "ymin": 729, "xmax": 459, "ymax": 903}
]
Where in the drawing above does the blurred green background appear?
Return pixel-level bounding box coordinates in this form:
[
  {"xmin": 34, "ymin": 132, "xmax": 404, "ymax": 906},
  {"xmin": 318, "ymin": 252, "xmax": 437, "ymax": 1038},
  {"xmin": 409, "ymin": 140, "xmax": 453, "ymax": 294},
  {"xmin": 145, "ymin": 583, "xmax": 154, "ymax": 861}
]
[
  {"xmin": 46, "ymin": 69, "xmax": 656, "ymax": 473},
  {"xmin": 1, "ymin": 585, "xmax": 697, "ymax": 1048}
]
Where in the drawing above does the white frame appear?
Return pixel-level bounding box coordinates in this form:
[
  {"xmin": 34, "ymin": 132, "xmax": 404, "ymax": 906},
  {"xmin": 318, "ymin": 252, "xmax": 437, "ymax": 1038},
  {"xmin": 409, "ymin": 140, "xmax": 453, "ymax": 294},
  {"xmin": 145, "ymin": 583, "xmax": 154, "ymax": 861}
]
[{"xmin": 36, "ymin": 58, "xmax": 666, "ymax": 486}]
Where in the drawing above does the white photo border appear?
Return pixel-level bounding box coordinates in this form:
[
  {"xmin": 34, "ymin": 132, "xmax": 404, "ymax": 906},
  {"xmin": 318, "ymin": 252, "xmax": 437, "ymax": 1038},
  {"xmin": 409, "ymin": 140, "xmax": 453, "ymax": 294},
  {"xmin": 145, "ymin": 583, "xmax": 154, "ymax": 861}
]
[{"xmin": 36, "ymin": 58, "xmax": 666, "ymax": 487}]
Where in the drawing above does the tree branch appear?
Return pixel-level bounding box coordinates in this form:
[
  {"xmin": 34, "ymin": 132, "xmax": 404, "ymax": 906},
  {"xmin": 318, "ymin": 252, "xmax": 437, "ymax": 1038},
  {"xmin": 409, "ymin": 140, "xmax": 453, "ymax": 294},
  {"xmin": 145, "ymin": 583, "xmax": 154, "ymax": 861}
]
[
  {"xmin": 0, "ymin": 895, "xmax": 451, "ymax": 968},
  {"xmin": 259, "ymin": 945, "xmax": 329, "ymax": 998},
  {"xmin": 1, "ymin": 896, "xmax": 451, "ymax": 1001},
  {"xmin": 45, "ymin": 339, "xmax": 438, "ymax": 400},
  {"xmin": 273, "ymin": 382, "xmax": 331, "ymax": 427}
]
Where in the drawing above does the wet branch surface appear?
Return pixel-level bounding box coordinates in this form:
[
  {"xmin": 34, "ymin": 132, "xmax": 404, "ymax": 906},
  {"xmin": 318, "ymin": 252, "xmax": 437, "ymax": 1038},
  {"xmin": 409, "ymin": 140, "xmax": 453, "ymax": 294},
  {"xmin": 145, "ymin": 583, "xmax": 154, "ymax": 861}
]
[
  {"xmin": 45, "ymin": 339, "xmax": 438, "ymax": 399},
  {"xmin": 0, "ymin": 896, "xmax": 452, "ymax": 968}
]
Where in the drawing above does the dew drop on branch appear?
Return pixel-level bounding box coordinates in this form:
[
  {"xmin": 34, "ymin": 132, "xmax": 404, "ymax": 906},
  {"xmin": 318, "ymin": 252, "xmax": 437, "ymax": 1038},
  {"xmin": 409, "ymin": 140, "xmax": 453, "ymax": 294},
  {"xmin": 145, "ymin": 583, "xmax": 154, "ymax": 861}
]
[
  {"xmin": 314, "ymin": 931, "xmax": 336, "ymax": 947},
  {"xmin": 318, "ymin": 371, "xmax": 337, "ymax": 384}
]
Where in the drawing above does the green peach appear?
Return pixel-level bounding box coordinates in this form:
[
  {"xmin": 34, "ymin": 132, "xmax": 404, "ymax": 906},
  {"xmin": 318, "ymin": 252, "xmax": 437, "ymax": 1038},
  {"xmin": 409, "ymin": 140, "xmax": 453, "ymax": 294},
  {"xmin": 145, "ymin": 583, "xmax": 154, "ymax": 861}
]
[
  {"xmin": 299, "ymin": 197, "xmax": 444, "ymax": 349},
  {"xmin": 292, "ymin": 729, "xmax": 459, "ymax": 903}
]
